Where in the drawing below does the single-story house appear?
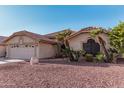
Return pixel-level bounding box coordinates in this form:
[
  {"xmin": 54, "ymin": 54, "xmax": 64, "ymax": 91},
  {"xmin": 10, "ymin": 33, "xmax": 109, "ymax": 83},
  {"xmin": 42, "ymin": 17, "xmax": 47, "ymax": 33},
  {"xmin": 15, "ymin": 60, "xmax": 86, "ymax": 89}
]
[
  {"xmin": 2, "ymin": 31, "xmax": 57, "ymax": 59},
  {"xmin": 0, "ymin": 27, "xmax": 110, "ymax": 59}
]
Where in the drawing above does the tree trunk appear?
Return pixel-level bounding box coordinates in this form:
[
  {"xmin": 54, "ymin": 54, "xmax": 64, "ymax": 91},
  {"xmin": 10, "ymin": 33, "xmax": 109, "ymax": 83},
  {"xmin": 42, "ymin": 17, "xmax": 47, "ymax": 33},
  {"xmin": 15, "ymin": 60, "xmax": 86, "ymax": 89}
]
[{"xmin": 98, "ymin": 36, "xmax": 110, "ymax": 62}]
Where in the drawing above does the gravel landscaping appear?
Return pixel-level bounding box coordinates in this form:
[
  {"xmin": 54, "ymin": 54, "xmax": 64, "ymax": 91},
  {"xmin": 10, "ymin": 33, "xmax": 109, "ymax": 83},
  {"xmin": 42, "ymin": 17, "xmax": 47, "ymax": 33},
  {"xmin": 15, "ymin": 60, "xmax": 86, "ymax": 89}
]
[{"xmin": 0, "ymin": 59, "xmax": 124, "ymax": 88}]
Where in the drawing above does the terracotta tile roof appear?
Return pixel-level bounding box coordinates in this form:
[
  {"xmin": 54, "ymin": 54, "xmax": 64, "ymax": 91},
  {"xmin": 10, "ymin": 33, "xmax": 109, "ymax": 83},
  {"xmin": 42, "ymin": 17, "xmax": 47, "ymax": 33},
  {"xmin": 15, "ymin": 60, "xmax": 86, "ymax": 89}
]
[
  {"xmin": 67, "ymin": 27, "xmax": 109, "ymax": 40},
  {"xmin": 79, "ymin": 27, "xmax": 108, "ymax": 32},
  {"xmin": 0, "ymin": 36, "xmax": 7, "ymax": 45},
  {"xmin": 3, "ymin": 30, "xmax": 57, "ymax": 44},
  {"xmin": 45, "ymin": 29, "xmax": 75, "ymax": 39}
]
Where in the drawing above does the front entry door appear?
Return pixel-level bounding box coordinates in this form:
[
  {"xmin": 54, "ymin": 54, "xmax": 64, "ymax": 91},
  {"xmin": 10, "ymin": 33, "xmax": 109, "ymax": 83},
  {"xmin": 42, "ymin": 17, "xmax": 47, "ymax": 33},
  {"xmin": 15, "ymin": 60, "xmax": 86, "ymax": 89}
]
[{"xmin": 83, "ymin": 39, "xmax": 100, "ymax": 56}]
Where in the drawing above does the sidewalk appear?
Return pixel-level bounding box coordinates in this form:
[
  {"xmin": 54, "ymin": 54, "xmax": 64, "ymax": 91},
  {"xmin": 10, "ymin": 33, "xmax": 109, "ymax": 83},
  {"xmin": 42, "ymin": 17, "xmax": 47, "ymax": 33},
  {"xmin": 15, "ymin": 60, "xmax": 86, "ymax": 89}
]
[{"xmin": 0, "ymin": 58, "xmax": 25, "ymax": 64}]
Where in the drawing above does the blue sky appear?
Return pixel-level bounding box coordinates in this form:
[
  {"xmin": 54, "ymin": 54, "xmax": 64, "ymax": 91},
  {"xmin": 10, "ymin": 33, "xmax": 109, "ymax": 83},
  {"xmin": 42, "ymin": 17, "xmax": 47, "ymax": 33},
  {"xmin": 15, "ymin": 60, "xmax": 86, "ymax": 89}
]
[{"xmin": 0, "ymin": 5, "xmax": 124, "ymax": 36}]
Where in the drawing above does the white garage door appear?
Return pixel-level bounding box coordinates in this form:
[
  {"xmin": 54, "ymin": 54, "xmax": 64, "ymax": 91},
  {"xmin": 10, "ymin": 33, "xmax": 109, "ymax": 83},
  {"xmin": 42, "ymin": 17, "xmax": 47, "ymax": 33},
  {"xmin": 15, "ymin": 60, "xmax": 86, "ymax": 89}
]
[{"xmin": 9, "ymin": 44, "xmax": 35, "ymax": 59}]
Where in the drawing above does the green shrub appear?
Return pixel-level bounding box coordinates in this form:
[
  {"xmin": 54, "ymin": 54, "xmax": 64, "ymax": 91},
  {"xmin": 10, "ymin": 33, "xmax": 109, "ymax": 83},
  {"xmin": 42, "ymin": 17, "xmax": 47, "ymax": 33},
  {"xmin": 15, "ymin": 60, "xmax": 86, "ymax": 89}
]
[
  {"xmin": 96, "ymin": 53, "xmax": 105, "ymax": 62},
  {"xmin": 62, "ymin": 47, "xmax": 81, "ymax": 62},
  {"xmin": 72, "ymin": 50, "xmax": 80, "ymax": 61},
  {"xmin": 85, "ymin": 54, "xmax": 93, "ymax": 62},
  {"xmin": 79, "ymin": 49, "xmax": 86, "ymax": 57},
  {"xmin": 107, "ymin": 48, "xmax": 118, "ymax": 63}
]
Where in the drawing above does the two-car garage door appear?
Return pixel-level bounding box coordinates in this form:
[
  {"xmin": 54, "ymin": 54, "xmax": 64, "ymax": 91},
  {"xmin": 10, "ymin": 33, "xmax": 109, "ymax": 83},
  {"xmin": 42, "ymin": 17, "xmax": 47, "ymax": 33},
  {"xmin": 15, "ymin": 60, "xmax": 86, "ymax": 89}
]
[{"xmin": 9, "ymin": 44, "xmax": 35, "ymax": 59}]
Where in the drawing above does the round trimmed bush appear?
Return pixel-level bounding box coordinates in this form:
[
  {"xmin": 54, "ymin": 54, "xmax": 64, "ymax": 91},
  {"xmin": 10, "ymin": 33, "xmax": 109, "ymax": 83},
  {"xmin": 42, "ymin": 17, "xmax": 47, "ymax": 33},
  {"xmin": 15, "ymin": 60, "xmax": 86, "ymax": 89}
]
[{"xmin": 85, "ymin": 54, "xmax": 93, "ymax": 62}]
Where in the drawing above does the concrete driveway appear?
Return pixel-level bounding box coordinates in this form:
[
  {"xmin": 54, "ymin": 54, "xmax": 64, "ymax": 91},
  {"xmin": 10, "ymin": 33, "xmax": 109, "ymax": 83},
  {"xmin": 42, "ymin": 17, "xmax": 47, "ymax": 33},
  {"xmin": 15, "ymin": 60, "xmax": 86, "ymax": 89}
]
[{"xmin": 0, "ymin": 58, "xmax": 25, "ymax": 64}]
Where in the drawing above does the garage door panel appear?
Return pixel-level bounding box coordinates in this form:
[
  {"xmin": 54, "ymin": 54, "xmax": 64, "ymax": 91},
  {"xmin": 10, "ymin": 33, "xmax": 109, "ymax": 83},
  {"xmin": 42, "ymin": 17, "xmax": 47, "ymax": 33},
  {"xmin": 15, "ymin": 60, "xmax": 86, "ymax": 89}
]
[{"xmin": 9, "ymin": 45, "xmax": 35, "ymax": 59}]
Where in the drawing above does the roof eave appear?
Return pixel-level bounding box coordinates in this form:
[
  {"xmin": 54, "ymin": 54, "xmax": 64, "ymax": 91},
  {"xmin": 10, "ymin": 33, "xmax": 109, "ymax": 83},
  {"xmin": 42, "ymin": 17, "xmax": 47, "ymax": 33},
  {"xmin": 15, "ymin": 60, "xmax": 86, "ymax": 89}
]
[{"xmin": 39, "ymin": 39, "xmax": 57, "ymax": 45}]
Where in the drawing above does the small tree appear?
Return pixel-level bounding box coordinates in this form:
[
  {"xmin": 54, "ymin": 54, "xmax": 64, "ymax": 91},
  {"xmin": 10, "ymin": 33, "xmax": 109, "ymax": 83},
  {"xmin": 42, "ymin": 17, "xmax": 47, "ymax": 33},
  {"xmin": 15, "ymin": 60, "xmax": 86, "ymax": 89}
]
[
  {"xmin": 109, "ymin": 22, "xmax": 124, "ymax": 56},
  {"xmin": 55, "ymin": 29, "xmax": 72, "ymax": 46},
  {"xmin": 55, "ymin": 29, "xmax": 73, "ymax": 57},
  {"xmin": 90, "ymin": 28, "xmax": 110, "ymax": 62}
]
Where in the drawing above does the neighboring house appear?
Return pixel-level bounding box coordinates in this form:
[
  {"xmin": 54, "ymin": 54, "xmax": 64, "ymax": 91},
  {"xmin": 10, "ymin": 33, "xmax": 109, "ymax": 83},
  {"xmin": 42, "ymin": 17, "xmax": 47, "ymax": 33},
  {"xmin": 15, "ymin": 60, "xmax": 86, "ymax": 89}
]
[
  {"xmin": 0, "ymin": 36, "xmax": 7, "ymax": 57},
  {"xmin": 0, "ymin": 27, "xmax": 110, "ymax": 59}
]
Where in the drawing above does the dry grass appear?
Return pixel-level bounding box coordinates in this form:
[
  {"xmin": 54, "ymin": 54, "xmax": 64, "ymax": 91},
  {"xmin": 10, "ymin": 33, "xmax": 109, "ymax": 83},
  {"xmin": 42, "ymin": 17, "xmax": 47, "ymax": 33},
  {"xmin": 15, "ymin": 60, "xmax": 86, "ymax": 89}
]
[{"xmin": 0, "ymin": 60, "xmax": 124, "ymax": 88}]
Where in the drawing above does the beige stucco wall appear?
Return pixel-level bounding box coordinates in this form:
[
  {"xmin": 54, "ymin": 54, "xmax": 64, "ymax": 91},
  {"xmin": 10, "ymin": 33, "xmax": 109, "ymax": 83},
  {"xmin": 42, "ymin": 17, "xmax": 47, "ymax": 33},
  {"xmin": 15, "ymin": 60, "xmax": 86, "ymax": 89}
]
[
  {"xmin": 22, "ymin": 36, "xmax": 35, "ymax": 43},
  {"xmin": 5, "ymin": 35, "xmax": 37, "ymax": 59},
  {"xmin": 6, "ymin": 36, "xmax": 35, "ymax": 44},
  {"xmin": 0, "ymin": 46, "xmax": 6, "ymax": 57},
  {"xmin": 98, "ymin": 33, "xmax": 110, "ymax": 49},
  {"xmin": 68, "ymin": 33, "xmax": 110, "ymax": 53},
  {"xmin": 7, "ymin": 36, "xmax": 20, "ymax": 44},
  {"xmin": 38, "ymin": 43, "xmax": 56, "ymax": 59}
]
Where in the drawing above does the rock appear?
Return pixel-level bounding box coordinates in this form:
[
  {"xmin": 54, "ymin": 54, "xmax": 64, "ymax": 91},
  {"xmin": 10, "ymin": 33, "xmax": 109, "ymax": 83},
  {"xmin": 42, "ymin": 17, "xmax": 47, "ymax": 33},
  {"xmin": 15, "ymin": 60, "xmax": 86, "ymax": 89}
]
[
  {"xmin": 30, "ymin": 57, "xmax": 39, "ymax": 65},
  {"xmin": 78, "ymin": 56, "xmax": 84, "ymax": 62}
]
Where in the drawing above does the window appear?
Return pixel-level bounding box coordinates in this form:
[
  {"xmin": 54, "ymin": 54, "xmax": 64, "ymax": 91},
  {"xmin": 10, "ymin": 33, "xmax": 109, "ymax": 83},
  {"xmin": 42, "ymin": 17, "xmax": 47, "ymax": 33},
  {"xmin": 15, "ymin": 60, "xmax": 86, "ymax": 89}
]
[{"xmin": 83, "ymin": 39, "xmax": 100, "ymax": 56}]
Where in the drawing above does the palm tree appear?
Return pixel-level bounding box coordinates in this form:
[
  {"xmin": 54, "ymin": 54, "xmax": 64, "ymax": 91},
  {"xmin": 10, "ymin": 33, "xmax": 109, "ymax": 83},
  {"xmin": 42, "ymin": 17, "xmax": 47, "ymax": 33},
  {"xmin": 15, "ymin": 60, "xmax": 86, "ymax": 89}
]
[
  {"xmin": 56, "ymin": 29, "xmax": 72, "ymax": 46},
  {"xmin": 55, "ymin": 29, "xmax": 73, "ymax": 57}
]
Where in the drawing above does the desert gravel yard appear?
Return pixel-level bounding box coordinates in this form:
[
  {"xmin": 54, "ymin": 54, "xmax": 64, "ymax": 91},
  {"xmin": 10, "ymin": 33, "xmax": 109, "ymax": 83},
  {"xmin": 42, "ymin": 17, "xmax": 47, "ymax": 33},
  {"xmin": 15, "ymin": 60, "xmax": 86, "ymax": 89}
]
[{"xmin": 0, "ymin": 59, "xmax": 124, "ymax": 88}]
